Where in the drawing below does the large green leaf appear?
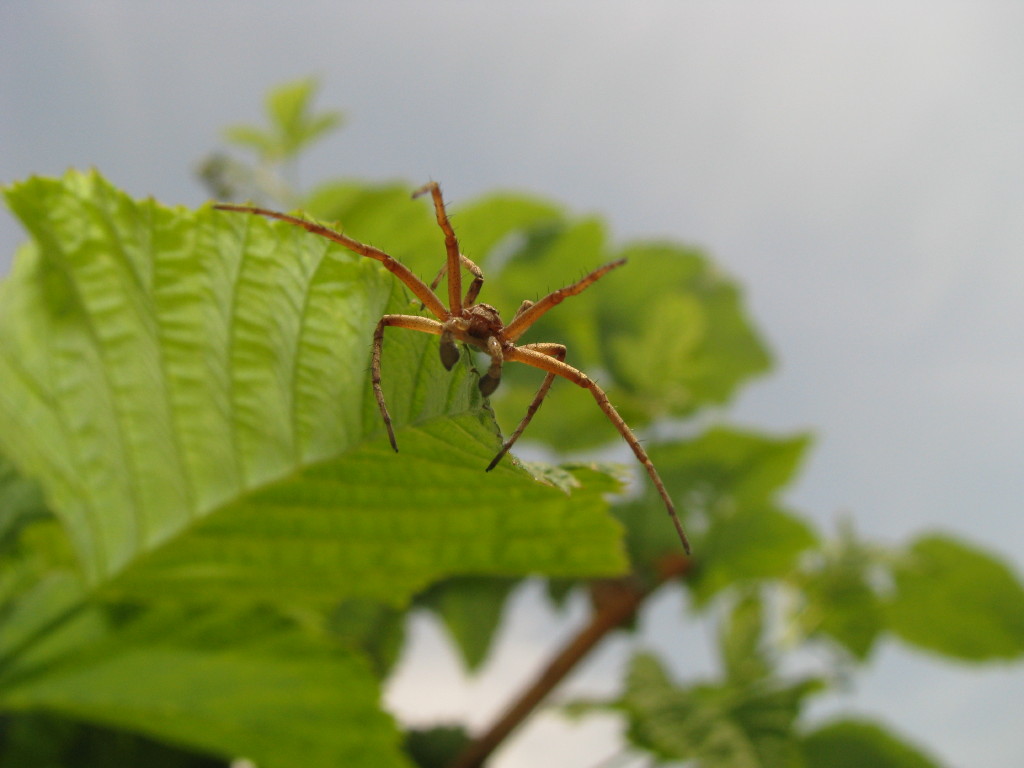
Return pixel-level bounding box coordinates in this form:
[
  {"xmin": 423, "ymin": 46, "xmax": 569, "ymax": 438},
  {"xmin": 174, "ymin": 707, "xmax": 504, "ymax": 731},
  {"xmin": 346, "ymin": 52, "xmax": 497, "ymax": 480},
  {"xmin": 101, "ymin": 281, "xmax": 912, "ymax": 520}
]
[
  {"xmin": 0, "ymin": 474, "xmax": 408, "ymax": 768},
  {"xmin": 0, "ymin": 170, "xmax": 626, "ymax": 605},
  {"xmin": 0, "ymin": 592, "xmax": 408, "ymax": 768},
  {"xmin": 886, "ymin": 534, "xmax": 1024, "ymax": 660}
]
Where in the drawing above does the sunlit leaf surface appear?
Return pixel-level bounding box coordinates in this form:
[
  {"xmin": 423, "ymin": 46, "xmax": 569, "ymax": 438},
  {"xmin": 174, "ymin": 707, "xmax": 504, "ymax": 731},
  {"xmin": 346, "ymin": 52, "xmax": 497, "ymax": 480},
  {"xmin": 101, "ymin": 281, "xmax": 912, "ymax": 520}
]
[{"xmin": 0, "ymin": 171, "xmax": 625, "ymax": 604}]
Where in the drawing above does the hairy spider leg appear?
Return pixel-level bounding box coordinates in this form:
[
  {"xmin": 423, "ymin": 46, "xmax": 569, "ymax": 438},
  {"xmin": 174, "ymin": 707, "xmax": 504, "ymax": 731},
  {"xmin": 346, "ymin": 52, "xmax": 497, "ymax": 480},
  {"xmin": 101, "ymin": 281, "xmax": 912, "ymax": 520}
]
[
  {"xmin": 371, "ymin": 314, "xmax": 445, "ymax": 451},
  {"xmin": 412, "ymin": 183, "xmax": 468, "ymax": 316},
  {"xmin": 503, "ymin": 258, "xmax": 627, "ymax": 342},
  {"xmin": 413, "ymin": 184, "xmax": 486, "ymax": 322},
  {"xmin": 485, "ymin": 342, "xmax": 566, "ymax": 472},
  {"xmin": 506, "ymin": 345, "xmax": 691, "ymax": 554},
  {"xmin": 213, "ymin": 204, "xmax": 450, "ymax": 322}
]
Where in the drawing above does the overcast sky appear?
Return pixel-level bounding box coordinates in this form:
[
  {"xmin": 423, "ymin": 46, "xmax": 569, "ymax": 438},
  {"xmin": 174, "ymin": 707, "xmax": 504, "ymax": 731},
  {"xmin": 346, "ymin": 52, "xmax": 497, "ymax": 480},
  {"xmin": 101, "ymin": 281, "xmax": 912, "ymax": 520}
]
[{"xmin": 3, "ymin": 3, "xmax": 1023, "ymax": 766}]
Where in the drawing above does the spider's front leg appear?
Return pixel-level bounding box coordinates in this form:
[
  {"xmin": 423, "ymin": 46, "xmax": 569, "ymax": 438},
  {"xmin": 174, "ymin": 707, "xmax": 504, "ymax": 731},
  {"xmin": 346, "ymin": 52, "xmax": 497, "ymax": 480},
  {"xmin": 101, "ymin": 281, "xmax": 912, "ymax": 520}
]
[
  {"xmin": 506, "ymin": 345, "xmax": 692, "ymax": 553},
  {"xmin": 372, "ymin": 314, "xmax": 445, "ymax": 451},
  {"xmin": 486, "ymin": 342, "xmax": 565, "ymax": 472}
]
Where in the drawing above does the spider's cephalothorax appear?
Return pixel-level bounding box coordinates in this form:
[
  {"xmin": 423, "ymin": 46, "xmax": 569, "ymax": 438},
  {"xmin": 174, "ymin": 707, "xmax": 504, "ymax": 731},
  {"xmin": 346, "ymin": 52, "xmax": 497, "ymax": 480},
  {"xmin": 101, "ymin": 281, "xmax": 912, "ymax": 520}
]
[{"xmin": 214, "ymin": 183, "xmax": 691, "ymax": 553}]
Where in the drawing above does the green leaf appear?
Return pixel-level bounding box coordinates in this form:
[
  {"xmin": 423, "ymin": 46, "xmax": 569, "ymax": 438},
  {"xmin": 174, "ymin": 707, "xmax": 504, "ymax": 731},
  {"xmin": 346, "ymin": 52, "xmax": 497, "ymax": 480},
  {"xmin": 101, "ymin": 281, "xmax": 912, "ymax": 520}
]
[
  {"xmin": 222, "ymin": 78, "xmax": 343, "ymax": 164},
  {"xmin": 417, "ymin": 577, "xmax": 516, "ymax": 671},
  {"xmin": 0, "ymin": 712, "xmax": 228, "ymax": 767},
  {"xmin": 0, "ymin": 601, "xmax": 409, "ymax": 768},
  {"xmin": 721, "ymin": 592, "xmax": 770, "ymax": 685},
  {"xmin": 0, "ymin": 523, "xmax": 407, "ymax": 768},
  {"xmin": 661, "ymin": 427, "xmax": 811, "ymax": 511},
  {"xmin": 802, "ymin": 719, "xmax": 943, "ymax": 768},
  {"xmin": 221, "ymin": 124, "xmax": 277, "ymax": 157},
  {"xmin": 603, "ymin": 242, "xmax": 772, "ymax": 415},
  {"xmin": 266, "ymin": 77, "xmax": 342, "ymax": 157},
  {"xmin": 453, "ymin": 199, "xmax": 774, "ymax": 454},
  {"xmin": 690, "ymin": 505, "xmax": 817, "ymax": 605},
  {"xmin": 0, "ymin": 170, "xmax": 626, "ymax": 607},
  {"xmin": 0, "ymin": 455, "xmax": 50, "ymax": 552},
  {"xmin": 611, "ymin": 652, "xmax": 814, "ymax": 767},
  {"xmin": 886, "ymin": 534, "xmax": 1024, "ymax": 660},
  {"xmin": 508, "ymin": 239, "xmax": 770, "ymax": 452},
  {"xmin": 326, "ymin": 598, "xmax": 406, "ymax": 678},
  {"xmin": 298, "ymin": 111, "xmax": 345, "ymax": 151},
  {"xmin": 450, "ymin": 192, "xmax": 565, "ymax": 267},
  {"xmin": 0, "ymin": 172, "xmax": 628, "ymax": 765},
  {"xmin": 619, "ymin": 427, "xmax": 815, "ymax": 566},
  {"xmin": 791, "ymin": 530, "xmax": 887, "ymax": 660},
  {"xmin": 301, "ymin": 181, "xmax": 440, "ymax": 271}
]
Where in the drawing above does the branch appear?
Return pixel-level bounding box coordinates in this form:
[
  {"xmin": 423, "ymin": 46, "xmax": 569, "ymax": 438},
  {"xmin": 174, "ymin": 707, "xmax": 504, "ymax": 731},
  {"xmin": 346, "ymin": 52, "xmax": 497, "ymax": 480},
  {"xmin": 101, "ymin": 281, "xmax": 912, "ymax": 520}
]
[{"xmin": 449, "ymin": 554, "xmax": 692, "ymax": 768}]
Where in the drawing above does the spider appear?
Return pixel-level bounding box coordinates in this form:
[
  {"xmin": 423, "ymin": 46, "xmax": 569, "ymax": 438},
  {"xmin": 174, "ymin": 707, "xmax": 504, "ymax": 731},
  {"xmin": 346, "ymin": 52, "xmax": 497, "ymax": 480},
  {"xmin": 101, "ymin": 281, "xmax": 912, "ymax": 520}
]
[{"xmin": 215, "ymin": 183, "xmax": 691, "ymax": 553}]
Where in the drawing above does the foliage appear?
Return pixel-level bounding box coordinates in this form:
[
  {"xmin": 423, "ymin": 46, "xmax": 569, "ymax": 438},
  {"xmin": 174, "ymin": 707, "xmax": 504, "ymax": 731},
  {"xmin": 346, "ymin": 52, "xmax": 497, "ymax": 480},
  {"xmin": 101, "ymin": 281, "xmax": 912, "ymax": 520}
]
[{"xmin": 1, "ymin": 78, "xmax": 1021, "ymax": 767}]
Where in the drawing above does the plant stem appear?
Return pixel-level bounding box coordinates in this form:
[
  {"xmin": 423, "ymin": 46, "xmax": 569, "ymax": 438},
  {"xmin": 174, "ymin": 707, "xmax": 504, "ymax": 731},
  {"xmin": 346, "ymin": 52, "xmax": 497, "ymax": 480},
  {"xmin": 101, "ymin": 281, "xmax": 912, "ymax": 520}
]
[{"xmin": 449, "ymin": 554, "xmax": 692, "ymax": 768}]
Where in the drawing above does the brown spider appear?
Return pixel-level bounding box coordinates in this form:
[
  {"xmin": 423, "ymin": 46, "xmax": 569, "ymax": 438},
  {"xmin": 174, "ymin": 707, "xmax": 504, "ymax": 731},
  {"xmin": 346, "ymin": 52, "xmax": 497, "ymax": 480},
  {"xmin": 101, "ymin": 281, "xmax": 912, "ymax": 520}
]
[{"xmin": 215, "ymin": 183, "xmax": 691, "ymax": 553}]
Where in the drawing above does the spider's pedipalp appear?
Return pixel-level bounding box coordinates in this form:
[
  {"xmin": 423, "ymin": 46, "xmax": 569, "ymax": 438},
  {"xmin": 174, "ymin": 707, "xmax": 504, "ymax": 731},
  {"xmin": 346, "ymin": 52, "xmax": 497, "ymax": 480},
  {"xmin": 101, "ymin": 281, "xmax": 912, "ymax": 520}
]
[
  {"xmin": 439, "ymin": 329, "xmax": 460, "ymax": 370},
  {"xmin": 478, "ymin": 336, "xmax": 504, "ymax": 396},
  {"xmin": 504, "ymin": 258, "xmax": 627, "ymax": 342}
]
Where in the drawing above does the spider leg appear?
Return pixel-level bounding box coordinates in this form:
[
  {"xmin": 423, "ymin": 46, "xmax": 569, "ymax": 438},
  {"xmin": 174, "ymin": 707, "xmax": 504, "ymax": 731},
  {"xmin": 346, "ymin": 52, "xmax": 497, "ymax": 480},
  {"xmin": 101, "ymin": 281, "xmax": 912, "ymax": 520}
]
[
  {"xmin": 413, "ymin": 183, "xmax": 465, "ymax": 316},
  {"xmin": 485, "ymin": 343, "xmax": 565, "ymax": 472},
  {"xmin": 427, "ymin": 263, "xmax": 446, "ymax": 294},
  {"xmin": 503, "ymin": 259, "xmax": 627, "ymax": 342},
  {"xmin": 506, "ymin": 345, "xmax": 691, "ymax": 554},
  {"xmin": 214, "ymin": 204, "xmax": 449, "ymax": 321},
  {"xmin": 372, "ymin": 314, "xmax": 445, "ymax": 451}
]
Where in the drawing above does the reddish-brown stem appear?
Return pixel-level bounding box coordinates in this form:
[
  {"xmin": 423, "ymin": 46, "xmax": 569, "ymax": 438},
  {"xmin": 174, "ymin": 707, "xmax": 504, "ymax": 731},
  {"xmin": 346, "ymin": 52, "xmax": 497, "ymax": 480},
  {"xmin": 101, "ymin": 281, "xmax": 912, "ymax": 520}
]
[{"xmin": 448, "ymin": 554, "xmax": 692, "ymax": 768}]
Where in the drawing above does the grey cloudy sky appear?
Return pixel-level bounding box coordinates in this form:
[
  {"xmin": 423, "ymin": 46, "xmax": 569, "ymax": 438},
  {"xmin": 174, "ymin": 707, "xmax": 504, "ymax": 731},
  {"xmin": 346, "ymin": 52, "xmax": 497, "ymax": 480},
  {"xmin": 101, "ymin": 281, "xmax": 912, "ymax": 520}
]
[{"xmin": 2, "ymin": 3, "xmax": 1023, "ymax": 766}]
